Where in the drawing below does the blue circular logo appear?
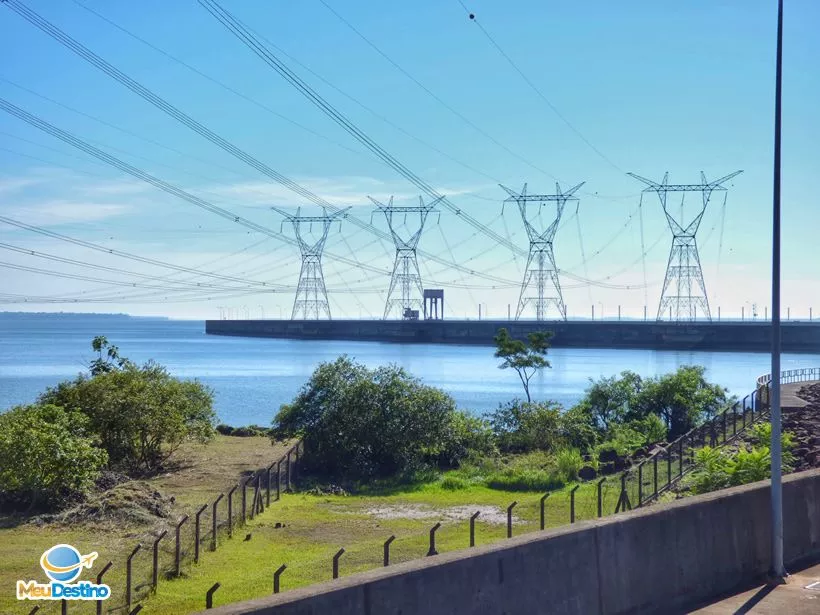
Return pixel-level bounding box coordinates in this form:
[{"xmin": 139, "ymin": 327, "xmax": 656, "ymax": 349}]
[{"xmin": 41, "ymin": 545, "xmax": 83, "ymax": 583}]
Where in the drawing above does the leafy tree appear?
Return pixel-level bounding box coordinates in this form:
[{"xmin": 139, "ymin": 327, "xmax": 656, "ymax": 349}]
[
  {"xmin": 489, "ymin": 399, "xmax": 562, "ymax": 453},
  {"xmin": 493, "ymin": 328, "xmax": 553, "ymax": 403},
  {"xmin": 273, "ymin": 356, "xmax": 472, "ymax": 481},
  {"xmin": 636, "ymin": 365, "xmax": 729, "ymax": 439},
  {"xmin": 578, "ymin": 371, "xmax": 644, "ymax": 430},
  {"xmin": 89, "ymin": 335, "xmax": 131, "ymax": 376},
  {"xmin": 41, "ymin": 342, "xmax": 216, "ymax": 475},
  {"xmin": 557, "ymin": 403, "xmax": 600, "ymax": 454},
  {"xmin": 0, "ymin": 404, "xmax": 107, "ymax": 511}
]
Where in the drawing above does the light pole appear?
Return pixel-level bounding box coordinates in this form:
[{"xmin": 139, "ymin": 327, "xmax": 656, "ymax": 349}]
[{"xmin": 769, "ymin": 0, "xmax": 785, "ymax": 580}]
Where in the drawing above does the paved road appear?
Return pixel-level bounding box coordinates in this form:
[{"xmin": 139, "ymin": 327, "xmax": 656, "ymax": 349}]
[{"xmin": 691, "ymin": 561, "xmax": 820, "ymax": 613}]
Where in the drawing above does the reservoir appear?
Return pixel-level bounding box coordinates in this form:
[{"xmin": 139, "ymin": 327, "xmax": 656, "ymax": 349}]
[{"xmin": 1, "ymin": 314, "xmax": 818, "ymax": 426}]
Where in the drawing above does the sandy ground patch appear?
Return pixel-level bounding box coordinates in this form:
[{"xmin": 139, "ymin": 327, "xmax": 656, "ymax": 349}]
[{"xmin": 362, "ymin": 504, "xmax": 520, "ymax": 525}]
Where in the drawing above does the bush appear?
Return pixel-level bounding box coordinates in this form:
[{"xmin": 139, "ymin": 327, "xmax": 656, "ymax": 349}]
[
  {"xmin": 553, "ymin": 448, "xmax": 583, "ymax": 483},
  {"xmin": 489, "ymin": 399, "xmax": 562, "ymax": 453},
  {"xmin": 216, "ymin": 424, "xmax": 234, "ymax": 436},
  {"xmin": 41, "ymin": 360, "xmax": 216, "ymax": 475},
  {"xmin": 486, "ymin": 468, "xmax": 562, "ymax": 492},
  {"xmin": 688, "ymin": 446, "xmax": 731, "ymax": 494},
  {"xmin": 440, "ymin": 475, "xmax": 469, "ymax": 491},
  {"xmin": 438, "ymin": 410, "xmax": 496, "ymax": 468},
  {"xmin": 273, "ymin": 356, "xmax": 469, "ymax": 481},
  {"xmin": 0, "ymin": 404, "xmax": 108, "ymax": 512}
]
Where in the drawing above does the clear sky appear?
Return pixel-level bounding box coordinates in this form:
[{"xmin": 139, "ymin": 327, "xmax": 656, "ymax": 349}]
[{"xmin": 0, "ymin": 0, "xmax": 817, "ymax": 321}]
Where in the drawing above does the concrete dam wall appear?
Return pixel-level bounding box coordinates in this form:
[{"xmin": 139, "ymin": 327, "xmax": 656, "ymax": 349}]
[
  {"xmin": 205, "ymin": 319, "xmax": 820, "ymax": 353},
  {"xmin": 202, "ymin": 469, "xmax": 820, "ymax": 615}
]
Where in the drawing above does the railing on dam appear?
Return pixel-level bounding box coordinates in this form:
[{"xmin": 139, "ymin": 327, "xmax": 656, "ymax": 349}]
[{"xmin": 625, "ymin": 367, "xmax": 820, "ymax": 509}]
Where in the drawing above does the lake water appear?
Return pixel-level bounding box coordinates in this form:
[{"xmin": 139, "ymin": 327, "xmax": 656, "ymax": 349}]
[{"xmin": 1, "ymin": 314, "xmax": 818, "ymax": 426}]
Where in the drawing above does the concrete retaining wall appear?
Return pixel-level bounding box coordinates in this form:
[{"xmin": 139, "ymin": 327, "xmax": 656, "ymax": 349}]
[
  {"xmin": 203, "ymin": 469, "xmax": 820, "ymax": 615},
  {"xmin": 205, "ymin": 319, "xmax": 820, "ymax": 352}
]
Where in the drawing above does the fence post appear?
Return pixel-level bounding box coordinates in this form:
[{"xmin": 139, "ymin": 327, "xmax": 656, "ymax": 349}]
[
  {"xmin": 276, "ymin": 459, "xmax": 282, "ymax": 501},
  {"xmin": 227, "ymin": 485, "xmax": 237, "ymax": 538},
  {"xmin": 61, "ymin": 599, "xmax": 67, "ymax": 615},
  {"xmin": 126, "ymin": 543, "xmax": 142, "ymax": 612},
  {"xmin": 427, "ymin": 523, "xmax": 441, "ymax": 556},
  {"xmin": 507, "ymin": 501, "xmax": 517, "ymax": 537},
  {"xmin": 241, "ymin": 475, "xmax": 251, "ymax": 524},
  {"xmin": 194, "ymin": 504, "xmax": 207, "ymax": 563},
  {"xmin": 383, "ymin": 535, "xmax": 395, "ymax": 566},
  {"xmin": 732, "ymin": 403, "xmax": 738, "ymax": 435},
  {"xmin": 128, "ymin": 608, "xmax": 143, "ymax": 615},
  {"xmin": 653, "ymin": 455, "xmax": 659, "ymax": 499},
  {"xmin": 332, "ymin": 548, "xmax": 345, "ymax": 579},
  {"xmin": 286, "ymin": 450, "xmax": 292, "ymax": 491},
  {"xmin": 205, "ymin": 582, "xmax": 220, "ymax": 609},
  {"xmin": 266, "ymin": 462, "xmax": 275, "ymax": 507},
  {"xmin": 570, "ymin": 486, "xmax": 579, "ymax": 523},
  {"xmin": 29, "ymin": 607, "xmax": 40, "ymax": 615},
  {"xmin": 152, "ymin": 530, "xmax": 167, "ymax": 594},
  {"xmin": 722, "ymin": 411, "xmax": 727, "ymax": 444},
  {"xmin": 678, "ymin": 439, "xmax": 684, "ymax": 478},
  {"xmin": 597, "ymin": 479, "xmax": 606, "ymax": 518},
  {"xmin": 470, "ymin": 511, "xmax": 480, "ymax": 546},
  {"xmin": 249, "ymin": 475, "xmax": 260, "ymax": 520},
  {"xmin": 95, "ymin": 561, "xmax": 113, "ymax": 615},
  {"xmin": 540, "ymin": 494, "xmax": 549, "ymax": 530},
  {"xmin": 637, "ymin": 463, "xmax": 644, "ymax": 506},
  {"xmin": 273, "ymin": 564, "xmax": 286, "ymax": 594},
  {"xmin": 174, "ymin": 515, "xmax": 188, "ymax": 577},
  {"xmin": 211, "ymin": 494, "xmax": 224, "ymax": 551}
]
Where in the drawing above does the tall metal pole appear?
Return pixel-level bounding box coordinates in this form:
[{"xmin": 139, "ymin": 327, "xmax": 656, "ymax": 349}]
[{"xmin": 769, "ymin": 0, "xmax": 785, "ymax": 580}]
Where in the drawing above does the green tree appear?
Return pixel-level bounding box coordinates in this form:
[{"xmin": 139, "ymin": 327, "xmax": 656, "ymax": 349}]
[
  {"xmin": 42, "ymin": 345, "xmax": 216, "ymax": 475},
  {"xmin": 493, "ymin": 328, "xmax": 552, "ymax": 403},
  {"xmin": 273, "ymin": 356, "xmax": 472, "ymax": 481},
  {"xmin": 636, "ymin": 365, "xmax": 729, "ymax": 439},
  {"xmin": 578, "ymin": 371, "xmax": 644, "ymax": 430},
  {"xmin": 489, "ymin": 399, "xmax": 562, "ymax": 453},
  {"xmin": 89, "ymin": 335, "xmax": 131, "ymax": 376},
  {"xmin": 0, "ymin": 404, "xmax": 107, "ymax": 511}
]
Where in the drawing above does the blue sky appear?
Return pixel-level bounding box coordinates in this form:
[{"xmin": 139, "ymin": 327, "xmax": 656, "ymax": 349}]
[{"xmin": 0, "ymin": 0, "xmax": 817, "ymax": 320}]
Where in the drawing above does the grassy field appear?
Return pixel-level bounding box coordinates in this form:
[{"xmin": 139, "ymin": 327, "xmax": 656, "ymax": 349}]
[
  {"xmin": 142, "ymin": 477, "xmax": 622, "ymax": 614},
  {"xmin": 2, "ymin": 434, "xmax": 626, "ymax": 615},
  {"xmin": 1, "ymin": 435, "xmax": 290, "ymax": 615}
]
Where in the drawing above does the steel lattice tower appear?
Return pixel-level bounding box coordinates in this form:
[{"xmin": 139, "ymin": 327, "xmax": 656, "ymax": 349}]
[
  {"xmin": 628, "ymin": 171, "xmax": 743, "ymax": 322},
  {"xmin": 272, "ymin": 206, "xmax": 349, "ymax": 320},
  {"xmin": 501, "ymin": 182, "xmax": 584, "ymax": 321},
  {"xmin": 370, "ymin": 195, "xmax": 442, "ymax": 320}
]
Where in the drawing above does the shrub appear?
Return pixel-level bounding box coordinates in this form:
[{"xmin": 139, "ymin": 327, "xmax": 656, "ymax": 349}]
[
  {"xmin": 0, "ymin": 404, "xmax": 108, "ymax": 512},
  {"xmin": 552, "ymin": 448, "xmax": 583, "ymax": 483},
  {"xmin": 216, "ymin": 424, "xmax": 234, "ymax": 436},
  {"xmin": 728, "ymin": 447, "xmax": 772, "ymax": 485},
  {"xmin": 440, "ymin": 475, "xmax": 469, "ymax": 491},
  {"xmin": 486, "ymin": 468, "xmax": 562, "ymax": 492},
  {"xmin": 632, "ymin": 414, "xmax": 667, "ymax": 445},
  {"xmin": 558, "ymin": 403, "xmax": 600, "ymax": 454},
  {"xmin": 688, "ymin": 446, "xmax": 731, "ymax": 494},
  {"xmin": 438, "ymin": 410, "xmax": 496, "ymax": 468},
  {"xmin": 41, "ymin": 359, "xmax": 216, "ymax": 475},
  {"xmin": 273, "ymin": 357, "xmax": 468, "ymax": 481},
  {"xmin": 489, "ymin": 399, "xmax": 562, "ymax": 453}
]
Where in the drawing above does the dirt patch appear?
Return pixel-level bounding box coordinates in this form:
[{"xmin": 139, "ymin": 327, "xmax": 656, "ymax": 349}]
[
  {"xmin": 362, "ymin": 504, "xmax": 519, "ymax": 525},
  {"xmin": 33, "ymin": 481, "xmax": 175, "ymax": 528}
]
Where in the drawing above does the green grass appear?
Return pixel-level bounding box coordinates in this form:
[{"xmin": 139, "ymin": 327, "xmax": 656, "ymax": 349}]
[
  {"xmin": 0, "ymin": 435, "xmax": 290, "ymax": 615},
  {"xmin": 145, "ymin": 479, "xmax": 623, "ymax": 614}
]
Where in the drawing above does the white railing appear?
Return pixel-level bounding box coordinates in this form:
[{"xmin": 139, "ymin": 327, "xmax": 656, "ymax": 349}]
[{"xmin": 757, "ymin": 367, "xmax": 820, "ymax": 388}]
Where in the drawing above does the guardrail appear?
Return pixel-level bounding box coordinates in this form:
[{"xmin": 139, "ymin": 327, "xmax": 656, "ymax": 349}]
[{"xmin": 626, "ymin": 367, "xmax": 820, "ymax": 509}]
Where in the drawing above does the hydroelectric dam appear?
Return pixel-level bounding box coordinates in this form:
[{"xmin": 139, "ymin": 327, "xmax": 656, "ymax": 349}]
[{"xmin": 205, "ymin": 319, "xmax": 820, "ymax": 353}]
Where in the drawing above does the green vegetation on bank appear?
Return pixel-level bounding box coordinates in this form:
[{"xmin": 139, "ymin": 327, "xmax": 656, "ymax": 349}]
[{"xmin": 0, "ymin": 336, "xmax": 216, "ymax": 514}]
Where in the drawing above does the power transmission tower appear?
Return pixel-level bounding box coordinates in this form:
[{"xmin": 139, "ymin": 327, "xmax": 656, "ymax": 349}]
[
  {"xmin": 272, "ymin": 206, "xmax": 349, "ymax": 320},
  {"xmin": 628, "ymin": 171, "xmax": 743, "ymax": 322},
  {"xmin": 501, "ymin": 182, "xmax": 584, "ymax": 321},
  {"xmin": 370, "ymin": 195, "xmax": 442, "ymax": 320}
]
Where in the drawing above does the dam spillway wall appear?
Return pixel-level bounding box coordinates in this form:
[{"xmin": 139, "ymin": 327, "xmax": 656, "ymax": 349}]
[{"xmin": 205, "ymin": 319, "xmax": 820, "ymax": 353}]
